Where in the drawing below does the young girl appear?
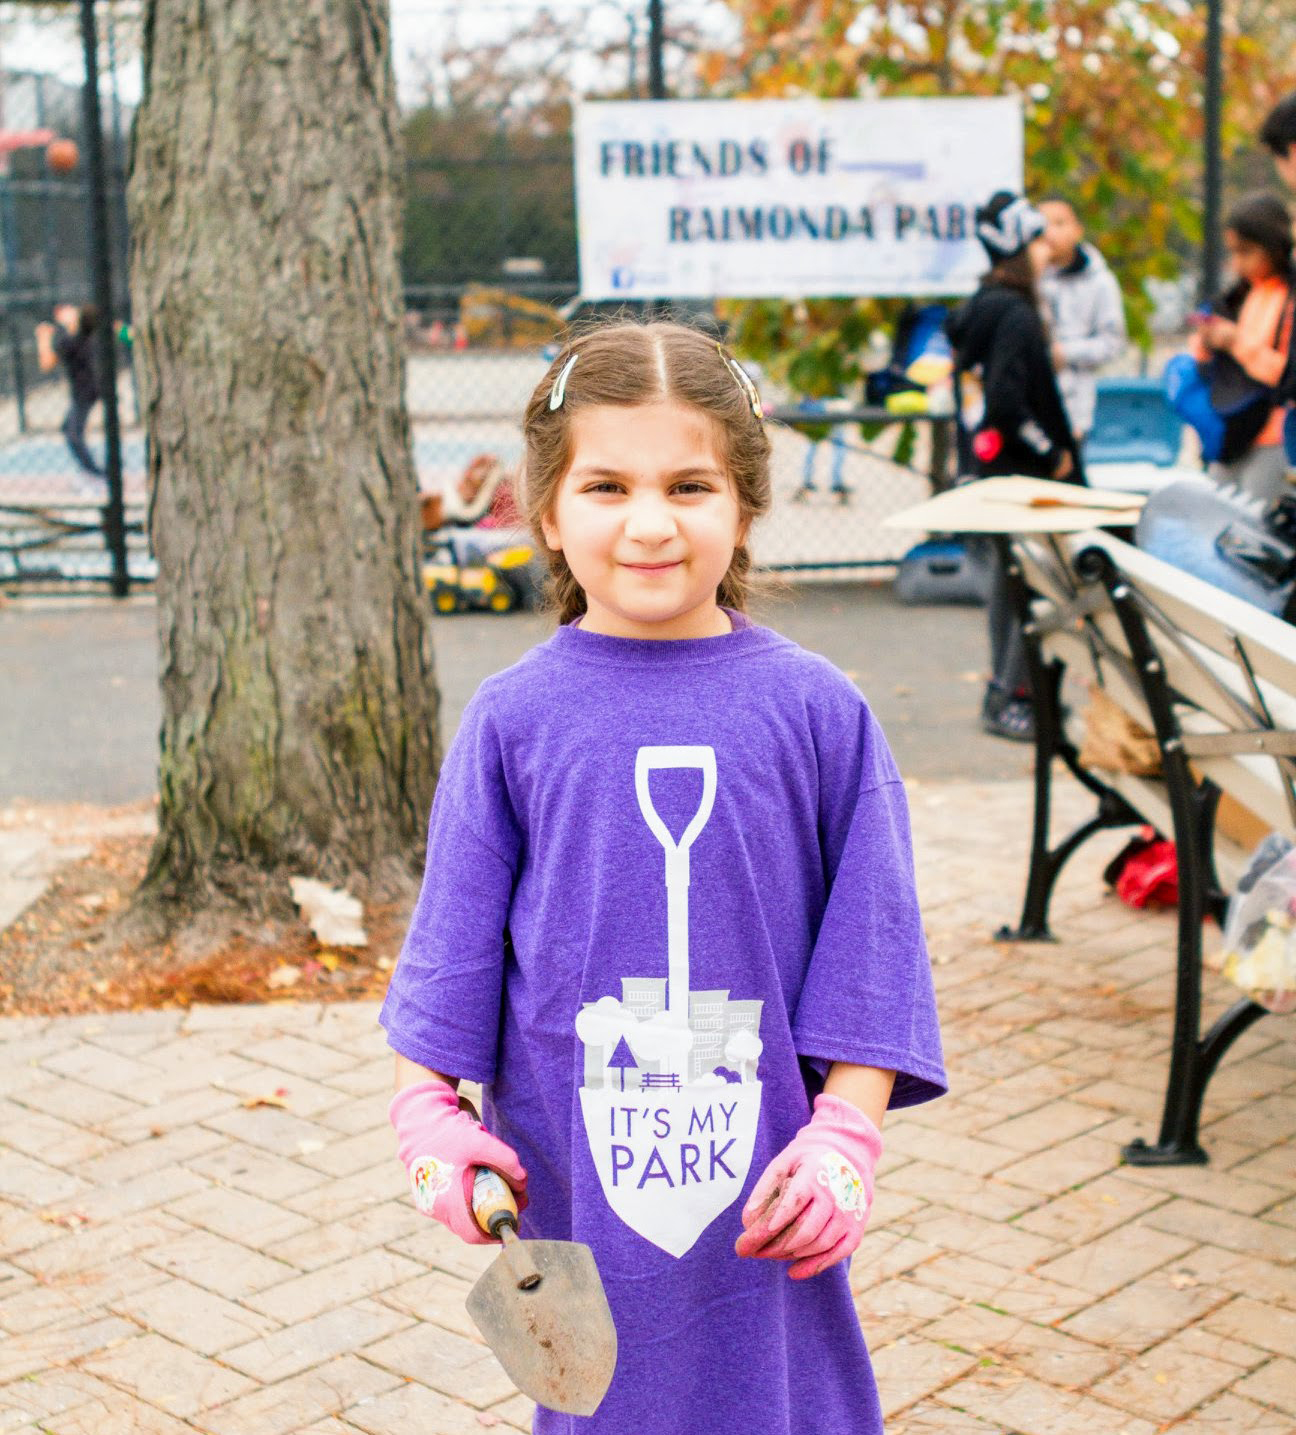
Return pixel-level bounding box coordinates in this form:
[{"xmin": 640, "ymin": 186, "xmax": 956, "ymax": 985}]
[
  {"xmin": 380, "ymin": 321, "xmax": 946, "ymax": 1434},
  {"xmin": 1191, "ymin": 191, "xmax": 1295, "ymax": 503},
  {"xmin": 947, "ymin": 190, "xmax": 1080, "ymax": 744}
]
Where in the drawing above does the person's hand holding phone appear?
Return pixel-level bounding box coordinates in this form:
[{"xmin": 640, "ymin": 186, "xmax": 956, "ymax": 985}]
[{"xmin": 1202, "ymin": 316, "xmax": 1237, "ymax": 352}]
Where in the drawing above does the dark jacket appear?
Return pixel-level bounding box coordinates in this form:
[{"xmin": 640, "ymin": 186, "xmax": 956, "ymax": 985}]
[
  {"xmin": 947, "ymin": 284, "xmax": 1081, "ymax": 482},
  {"xmin": 52, "ymin": 324, "xmax": 100, "ymax": 406}
]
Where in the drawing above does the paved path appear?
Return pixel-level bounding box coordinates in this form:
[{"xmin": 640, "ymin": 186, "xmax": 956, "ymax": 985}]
[{"xmin": 1, "ymin": 776, "xmax": 1293, "ymax": 1434}]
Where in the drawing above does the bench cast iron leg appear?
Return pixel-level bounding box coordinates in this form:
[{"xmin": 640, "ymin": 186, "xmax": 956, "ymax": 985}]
[
  {"xmin": 1124, "ymin": 998, "xmax": 1270, "ymax": 1166},
  {"xmin": 1072, "ymin": 546, "xmax": 1274, "ymax": 1166},
  {"xmin": 994, "ymin": 539, "xmax": 1138, "ymax": 942},
  {"xmin": 1123, "ymin": 782, "xmax": 1269, "ymax": 1165}
]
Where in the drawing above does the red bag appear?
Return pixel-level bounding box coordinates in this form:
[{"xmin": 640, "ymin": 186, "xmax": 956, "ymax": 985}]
[{"xmin": 1105, "ymin": 827, "xmax": 1179, "ymax": 910}]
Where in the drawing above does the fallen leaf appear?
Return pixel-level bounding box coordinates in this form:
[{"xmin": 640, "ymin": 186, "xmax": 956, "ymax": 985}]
[
  {"xmin": 39, "ymin": 1209, "xmax": 89, "ymax": 1229},
  {"xmin": 241, "ymin": 1094, "xmax": 289, "ymax": 1110},
  {"xmin": 319, "ymin": 951, "xmax": 340, "ymax": 972},
  {"xmin": 1169, "ymin": 1271, "xmax": 1198, "ymax": 1290},
  {"xmin": 289, "ymin": 876, "xmax": 367, "ymax": 948},
  {"xmin": 475, "ymin": 1417, "xmax": 501, "ymax": 1428},
  {"xmin": 297, "ymin": 1139, "xmax": 325, "ymax": 1155}
]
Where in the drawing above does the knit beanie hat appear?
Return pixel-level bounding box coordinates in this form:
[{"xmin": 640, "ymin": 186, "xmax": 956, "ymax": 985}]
[{"xmin": 975, "ymin": 191, "xmax": 1046, "ymax": 264}]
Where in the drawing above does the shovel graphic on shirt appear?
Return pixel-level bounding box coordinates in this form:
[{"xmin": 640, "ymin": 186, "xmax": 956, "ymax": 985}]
[{"xmin": 576, "ymin": 746, "xmax": 764, "ymax": 1259}]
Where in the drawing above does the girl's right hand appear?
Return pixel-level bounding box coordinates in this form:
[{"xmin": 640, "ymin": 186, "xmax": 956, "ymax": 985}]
[
  {"xmin": 1053, "ymin": 449, "xmax": 1074, "ymax": 481},
  {"xmin": 388, "ymin": 1080, "xmax": 528, "ymax": 1245}
]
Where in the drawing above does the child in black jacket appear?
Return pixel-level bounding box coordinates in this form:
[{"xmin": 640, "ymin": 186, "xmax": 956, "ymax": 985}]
[{"xmin": 947, "ymin": 191, "xmax": 1082, "ymax": 741}]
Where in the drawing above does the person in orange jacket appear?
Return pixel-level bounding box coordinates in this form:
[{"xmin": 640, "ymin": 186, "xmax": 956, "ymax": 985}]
[{"xmin": 1190, "ymin": 193, "xmax": 1294, "ymax": 502}]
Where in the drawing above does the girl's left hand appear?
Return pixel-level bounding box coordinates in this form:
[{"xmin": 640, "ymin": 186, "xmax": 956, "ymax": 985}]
[{"xmin": 734, "ymin": 1094, "xmax": 883, "ymax": 1280}]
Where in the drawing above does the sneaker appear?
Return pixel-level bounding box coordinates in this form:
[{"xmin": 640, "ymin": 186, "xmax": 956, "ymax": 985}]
[{"xmin": 982, "ymin": 688, "xmax": 1035, "ymax": 743}]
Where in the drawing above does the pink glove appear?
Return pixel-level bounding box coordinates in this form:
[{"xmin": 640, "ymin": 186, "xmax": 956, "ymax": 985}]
[
  {"xmin": 734, "ymin": 1093, "xmax": 882, "ymax": 1280},
  {"xmin": 388, "ymin": 1081, "xmax": 527, "ymax": 1245}
]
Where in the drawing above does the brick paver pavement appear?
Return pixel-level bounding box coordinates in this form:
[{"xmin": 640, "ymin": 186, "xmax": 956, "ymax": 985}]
[{"xmin": 1, "ymin": 776, "xmax": 1292, "ymax": 1433}]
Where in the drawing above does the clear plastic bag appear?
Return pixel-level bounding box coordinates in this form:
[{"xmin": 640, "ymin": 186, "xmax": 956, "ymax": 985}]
[{"xmin": 1219, "ymin": 834, "xmax": 1296, "ymax": 1015}]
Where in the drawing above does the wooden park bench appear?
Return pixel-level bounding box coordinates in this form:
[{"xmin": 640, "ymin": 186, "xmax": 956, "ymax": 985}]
[{"xmin": 887, "ymin": 479, "xmax": 1296, "ymax": 1166}]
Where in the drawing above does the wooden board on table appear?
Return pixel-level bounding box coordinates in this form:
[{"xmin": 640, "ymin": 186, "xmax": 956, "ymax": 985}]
[{"xmin": 883, "ymin": 477, "xmax": 1146, "ymax": 534}]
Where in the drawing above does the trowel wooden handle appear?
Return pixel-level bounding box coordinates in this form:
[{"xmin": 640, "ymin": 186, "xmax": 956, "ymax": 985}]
[
  {"xmin": 472, "ymin": 1167, "xmax": 519, "ymax": 1240},
  {"xmin": 473, "ymin": 1169, "xmax": 542, "ymax": 1290},
  {"xmin": 457, "ymin": 1096, "xmax": 516, "ymax": 1239}
]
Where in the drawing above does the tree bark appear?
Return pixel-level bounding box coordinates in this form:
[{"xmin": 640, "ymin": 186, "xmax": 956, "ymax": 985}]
[{"xmin": 128, "ymin": 0, "xmax": 439, "ymax": 938}]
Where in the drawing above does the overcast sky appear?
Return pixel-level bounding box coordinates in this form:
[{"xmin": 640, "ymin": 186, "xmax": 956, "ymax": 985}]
[{"xmin": 0, "ymin": 1, "xmax": 737, "ymax": 113}]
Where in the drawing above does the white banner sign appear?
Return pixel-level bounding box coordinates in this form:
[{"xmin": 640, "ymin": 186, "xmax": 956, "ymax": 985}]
[{"xmin": 574, "ymin": 97, "xmax": 1023, "ymax": 301}]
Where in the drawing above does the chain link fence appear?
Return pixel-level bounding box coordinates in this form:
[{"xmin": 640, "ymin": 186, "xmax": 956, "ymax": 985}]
[
  {"xmin": 0, "ymin": 10, "xmax": 944, "ymax": 592},
  {"xmin": 0, "ymin": 50, "xmax": 145, "ymax": 586}
]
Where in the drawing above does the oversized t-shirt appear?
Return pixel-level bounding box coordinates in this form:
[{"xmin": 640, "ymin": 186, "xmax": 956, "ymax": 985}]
[{"xmin": 380, "ymin": 613, "xmax": 947, "ymax": 1435}]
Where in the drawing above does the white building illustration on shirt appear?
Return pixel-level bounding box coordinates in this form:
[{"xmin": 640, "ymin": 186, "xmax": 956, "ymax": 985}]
[
  {"xmin": 575, "ymin": 745, "xmax": 766, "ymax": 1258},
  {"xmin": 580, "ymin": 978, "xmax": 765, "ymax": 1089}
]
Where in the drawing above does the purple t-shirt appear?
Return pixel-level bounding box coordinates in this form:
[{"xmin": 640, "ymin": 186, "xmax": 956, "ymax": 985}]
[{"xmin": 380, "ymin": 613, "xmax": 946, "ymax": 1434}]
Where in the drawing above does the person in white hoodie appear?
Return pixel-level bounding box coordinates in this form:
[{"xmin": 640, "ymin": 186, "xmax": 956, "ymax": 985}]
[{"xmin": 1039, "ymin": 199, "xmax": 1128, "ymax": 443}]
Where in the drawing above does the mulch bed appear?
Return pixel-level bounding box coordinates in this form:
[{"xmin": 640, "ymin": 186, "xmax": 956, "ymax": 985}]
[{"xmin": 0, "ymin": 827, "xmax": 405, "ymax": 1018}]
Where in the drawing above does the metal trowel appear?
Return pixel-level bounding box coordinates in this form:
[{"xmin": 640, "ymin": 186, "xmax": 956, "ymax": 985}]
[{"xmin": 466, "ymin": 1167, "xmax": 617, "ymax": 1416}]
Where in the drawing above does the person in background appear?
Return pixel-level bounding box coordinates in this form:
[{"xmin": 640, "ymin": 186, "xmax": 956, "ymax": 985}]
[
  {"xmin": 34, "ymin": 303, "xmax": 103, "ymax": 484},
  {"xmin": 1261, "ymin": 92, "xmax": 1296, "ymax": 193},
  {"xmin": 442, "ymin": 453, "xmax": 521, "ymax": 530},
  {"xmin": 1039, "ymin": 198, "xmax": 1128, "ymax": 445},
  {"xmin": 1191, "ymin": 192, "xmax": 1294, "ymax": 503},
  {"xmin": 947, "ymin": 190, "xmax": 1081, "ymax": 743}
]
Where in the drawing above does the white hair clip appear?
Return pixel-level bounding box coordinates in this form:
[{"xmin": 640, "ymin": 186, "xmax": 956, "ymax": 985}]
[
  {"xmin": 548, "ymin": 353, "xmax": 579, "ymax": 411},
  {"xmin": 719, "ymin": 344, "xmax": 763, "ymax": 419}
]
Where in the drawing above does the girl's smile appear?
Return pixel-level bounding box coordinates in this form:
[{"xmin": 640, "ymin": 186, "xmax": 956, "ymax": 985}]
[{"xmin": 621, "ymin": 559, "xmax": 681, "ymax": 574}]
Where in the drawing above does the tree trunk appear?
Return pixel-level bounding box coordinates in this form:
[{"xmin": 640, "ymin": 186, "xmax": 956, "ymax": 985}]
[{"xmin": 128, "ymin": 0, "xmax": 439, "ymax": 940}]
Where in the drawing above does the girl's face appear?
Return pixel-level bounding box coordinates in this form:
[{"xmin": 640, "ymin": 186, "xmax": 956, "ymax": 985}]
[
  {"xmin": 1225, "ymin": 231, "xmax": 1276, "ymax": 285},
  {"xmin": 541, "ymin": 400, "xmax": 747, "ymax": 641}
]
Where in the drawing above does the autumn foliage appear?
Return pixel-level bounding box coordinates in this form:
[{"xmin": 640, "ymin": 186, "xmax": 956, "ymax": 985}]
[{"xmin": 702, "ymin": 0, "xmax": 1296, "ymax": 377}]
